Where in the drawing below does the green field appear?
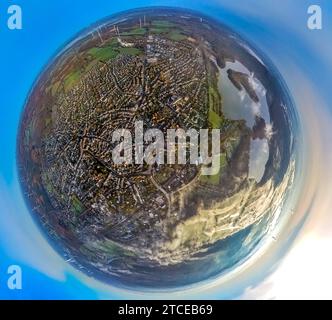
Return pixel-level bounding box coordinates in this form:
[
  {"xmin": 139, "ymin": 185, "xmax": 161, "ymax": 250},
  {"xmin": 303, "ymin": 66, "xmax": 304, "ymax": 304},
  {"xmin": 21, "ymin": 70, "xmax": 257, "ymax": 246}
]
[
  {"xmin": 200, "ymin": 153, "xmax": 227, "ymax": 185},
  {"xmin": 88, "ymin": 46, "xmax": 119, "ymax": 61},
  {"xmin": 64, "ymin": 70, "xmax": 81, "ymax": 91},
  {"xmin": 71, "ymin": 194, "xmax": 85, "ymax": 215},
  {"xmin": 118, "ymin": 47, "xmax": 142, "ymax": 55},
  {"xmin": 150, "ymin": 20, "xmax": 176, "ymax": 34},
  {"xmin": 88, "ymin": 41, "xmax": 142, "ymax": 62},
  {"xmin": 208, "ymin": 84, "xmax": 224, "ymax": 129},
  {"xmin": 209, "ymin": 109, "xmax": 223, "ymax": 129},
  {"xmin": 201, "ymin": 81, "xmax": 226, "ymax": 185},
  {"xmin": 167, "ymin": 31, "xmax": 187, "ymax": 41},
  {"xmin": 63, "ymin": 41, "xmax": 142, "ymax": 91},
  {"xmin": 122, "ymin": 27, "xmax": 146, "ymax": 35},
  {"xmin": 152, "ymin": 20, "xmax": 176, "ymax": 28},
  {"xmin": 150, "ymin": 27, "xmax": 170, "ymax": 34}
]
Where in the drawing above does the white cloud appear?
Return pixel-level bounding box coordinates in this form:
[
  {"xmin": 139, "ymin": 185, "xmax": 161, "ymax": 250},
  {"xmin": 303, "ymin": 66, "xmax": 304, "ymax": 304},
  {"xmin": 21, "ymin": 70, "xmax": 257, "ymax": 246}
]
[{"xmin": 241, "ymin": 236, "xmax": 332, "ymax": 300}]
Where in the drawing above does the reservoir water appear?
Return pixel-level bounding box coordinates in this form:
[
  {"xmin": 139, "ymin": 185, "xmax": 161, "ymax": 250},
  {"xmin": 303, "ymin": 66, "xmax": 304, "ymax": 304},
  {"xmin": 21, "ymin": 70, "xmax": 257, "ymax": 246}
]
[{"xmin": 215, "ymin": 59, "xmax": 271, "ymax": 183}]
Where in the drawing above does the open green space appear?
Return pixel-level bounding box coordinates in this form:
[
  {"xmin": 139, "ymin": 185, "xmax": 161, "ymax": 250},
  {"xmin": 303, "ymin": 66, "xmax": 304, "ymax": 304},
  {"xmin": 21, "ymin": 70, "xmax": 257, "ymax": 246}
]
[
  {"xmin": 64, "ymin": 70, "xmax": 81, "ymax": 91},
  {"xmin": 122, "ymin": 27, "xmax": 146, "ymax": 35},
  {"xmin": 88, "ymin": 46, "xmax": 119, "ymax": 61},
  {"xmin": 150, "ymin": 27, "xmax": 170, "ymax": 34},
  {"xmin": 167, "ymin": 31, "xmax": 187, "ymax": 41},
  {"xmin": 63, "ymin": 40, "xmax": 142, "ymax": 91},
  {"xmin": 118, "ymin": 47, "xmax": 142, "ymax": 55},
  {"xmin": 152, "ymin": 20, "xmax": 177, "ymax": 28},
  {"xmin": 150, "ymin": 20, "xmax": 177, "ymax": 34},
  {"xmin": 208, "ymin": 86, "xmax": 224, "ymax": 129},
  {"xmin": 88, "ymin": 40, "xmax": 143, "ymax": 62},
  {"xmin": 71, "ymin": 194, "xmax": 85, "ymax": 215},
  {"xmin": 200, "ymin": 153, "xmax": 227, "ymax": 185}
]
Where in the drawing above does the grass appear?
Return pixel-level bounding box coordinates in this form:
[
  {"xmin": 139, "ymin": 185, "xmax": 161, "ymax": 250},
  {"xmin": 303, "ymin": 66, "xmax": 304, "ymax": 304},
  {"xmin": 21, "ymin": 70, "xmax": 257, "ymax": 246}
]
[
  {"xmin": 45, "ymin": 182, "xmax": 54, "ymax": 195},
  {"xmin": 42, "ymin": 173, "xmax": 65, "ymax": 205},
  {"xmin": 64, "ymin": 70, "xmax": 81, "ymax": 91},
  {"xmin": 118, "ymin": 47, "xmax": 142, "ymax": 55},
  {"xmin": 150, "ymin": 27, "xmax": 170, "ymax": 34},
  {"xmin": 88, "ymin": 41, "xmax": 142, "ymax": 62},
  {"xmin": 88, "ymin": 46, "xmax": 119, "ymax": 61},
  {"xmin": 152, "ymin": 20, "xmax": 176, "ymax": 28},
  {"xmin": 200, "ymin": 81, "xmax": 226, "ymax": 185},
  {"xmin": 209, "ymin": 109, "xmax": 223, "ymax": 129},
  {"xmin": 167, "ymin": 31, "xmax": 187, "ymax": 41},
  {"xmin": 62, "ymin": 41, "xmax": 142, "ymax": 92},
  {"xmin": 150, "ymin": 20, "xmax": 175, "ymax": 33},
  {"xmin": 208, "ymin": 85, "xmax": 224, "ymax": 129},
  {"xmin": 71, "ymin": 194, "xmax": 85, "ymax": 215},
  {"xmin": 200, "ymin": 154, "xmax": 227, "ymax": 185},
  {"xmin": 122, "ymin": 27, "xmax": 146, "ymax": 35}
]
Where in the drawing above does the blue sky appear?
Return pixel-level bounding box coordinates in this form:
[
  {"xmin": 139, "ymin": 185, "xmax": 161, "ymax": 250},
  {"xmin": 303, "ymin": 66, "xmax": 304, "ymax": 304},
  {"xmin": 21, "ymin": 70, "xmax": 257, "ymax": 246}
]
[{"xmin": 1, "ymin": 0, "xmax": 332, "ymax": 299}]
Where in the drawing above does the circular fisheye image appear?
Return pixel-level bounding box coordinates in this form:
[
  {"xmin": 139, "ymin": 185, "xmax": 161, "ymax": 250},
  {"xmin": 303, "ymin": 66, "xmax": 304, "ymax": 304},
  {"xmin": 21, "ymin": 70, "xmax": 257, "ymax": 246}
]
[{"xmin": 17, "ymin": 7, "xmax": 298, "ymax": 289}]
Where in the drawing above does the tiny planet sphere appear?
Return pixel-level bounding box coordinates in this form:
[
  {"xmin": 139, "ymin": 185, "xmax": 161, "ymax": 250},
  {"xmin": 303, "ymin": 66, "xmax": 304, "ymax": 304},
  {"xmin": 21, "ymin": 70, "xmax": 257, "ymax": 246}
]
[{"xmin": 17, "ymin": 8, "xmax": 298, "ymax": 289}]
